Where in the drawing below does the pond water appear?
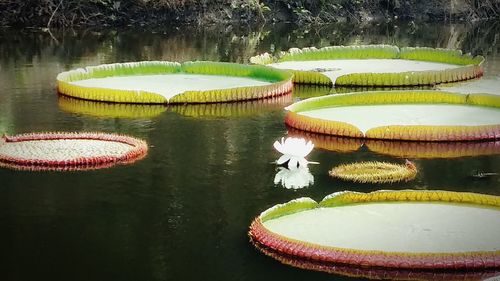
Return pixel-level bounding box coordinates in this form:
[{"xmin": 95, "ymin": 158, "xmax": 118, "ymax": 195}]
[{"xmin": 0, "ymin": 21, "xmax": 499, "ymax": 280}]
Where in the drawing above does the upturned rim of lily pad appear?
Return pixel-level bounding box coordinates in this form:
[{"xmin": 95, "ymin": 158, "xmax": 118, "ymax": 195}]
[
  {"xmin": 249, "ymin": 190, "xmax": 500, "ymax": 270},
  {"xmin": 285, "ymin": 90, "xmax": 500, "ymax": 141},
  {"xmin": 250, "ymin": 45, "xmax": 484, "ymax": 86},
  {"xmin": 57, "ymin": 61, "xmax": 293, "ymax": 104},
  {"xmin": 254, "ymin": 242, "xmax": 500, "ymax": 280},
  {"xmin": 0, "ymin": 132, "xmax": 148, "ymax": 171}
]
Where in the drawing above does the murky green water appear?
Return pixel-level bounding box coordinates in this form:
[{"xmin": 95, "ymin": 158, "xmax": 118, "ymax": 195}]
[{"xmin": 0, "ymin": 21, "xmax": 499, "ymax": 280}]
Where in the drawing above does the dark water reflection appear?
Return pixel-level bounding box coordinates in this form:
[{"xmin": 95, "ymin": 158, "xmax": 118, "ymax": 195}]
[{"xmin": 0, "ymin": 21, "xmax": 499, "ymax": 281}]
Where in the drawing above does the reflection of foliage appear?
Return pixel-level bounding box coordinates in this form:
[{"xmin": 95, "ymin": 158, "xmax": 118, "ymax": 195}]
[
  {"xmin": 459, "ymin": 20, "xmax": 500, "ymax": 58},
  {"xmin": 0, "ymin": 29, "xmax": 115, "ymax": 66},
  {"xmin": 171, "ymin": 94, "xmax": 292, "ymax": 118},
  {"xmin": 367, "ymin": 139, "xmax": 500, "ymax": 159},
  {"xmin": 0, "ymin": 116, "xmax": 11, "ymax": 135},
  {"xmin": 292, "ymin": 84, "xmax": 332, "ymax": 99},
  {"xmin": 0, "ymin": 21, "xmax": 497, "ymax": 67},
  {"xmin": 332, "ymin": 85, "xmax": 431, "ymax": 94},
  {"xmin": 58, "ymin": 96, "xmax": 167, "ymax": 119},
  {"xmin": 288, "ymin": 127, "xmax": 500, "ymax": 159},
  {"xmin": 291, "ymin": 84, "xmax": 432, "ymax": 98},
  {"xmin": 0, "ymin": 26, "xmax": 268, "ymax": 65},
  {"xmin": 256, "ymin": 20, "xmax": 499, "ymax": 58}
]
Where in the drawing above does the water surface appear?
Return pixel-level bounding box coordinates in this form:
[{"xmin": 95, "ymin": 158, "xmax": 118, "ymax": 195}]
[{"xmin": 0, "ymin": 21, "xmax": 499, "ymax": 280}]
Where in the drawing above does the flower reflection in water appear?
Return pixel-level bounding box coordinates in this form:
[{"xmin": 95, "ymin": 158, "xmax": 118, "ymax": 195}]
[{"xmin": 274, "ymin": 166, "xmax": 314, "ymax": 189}]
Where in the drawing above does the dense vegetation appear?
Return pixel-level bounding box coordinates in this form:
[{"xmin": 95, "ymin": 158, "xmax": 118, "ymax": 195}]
[{"xmin": 0, "ymin": 0, "xmax": 499, "ymax": 27}]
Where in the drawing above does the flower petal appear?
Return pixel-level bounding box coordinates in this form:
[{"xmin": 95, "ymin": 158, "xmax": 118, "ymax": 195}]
[
  {"xmin": 298, "ymin": 158, "xmax": 309, "ymax": 168},
  {"xmin": 303, "ymin": 141, "xmax": 314, "ymax": 156},
  {"xmin": 273, "ymin": 140, "xmax": 284, "ymax": 154},
  {"xmin": 276, "ymin": 154, "xmax": 291, "ymax": 165},
  {"xmin": 287, "ymin": 157, "xmax": 299, "ymax": 169},
  {"xmin": 274, "ymin": 168, "xmax": 286, "ymax": 184},
  {"xmin": 274, "ymin": 137, "xmax": 315, "ymax": 159}
]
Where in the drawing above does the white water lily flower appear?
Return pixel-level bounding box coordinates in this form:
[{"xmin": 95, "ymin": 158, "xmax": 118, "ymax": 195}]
[
  {"xmin": 273, "ymin": 137, "xmax": 314, "ymax": 169},
  {"xmin": 274, "ymin": 166, "xmax": 314, "ymax": 189}
]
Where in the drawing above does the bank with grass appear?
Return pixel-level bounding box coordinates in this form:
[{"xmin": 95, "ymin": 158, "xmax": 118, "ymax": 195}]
[{"xmin": 0, "ymin": 0, "xmax": 499, "ymax": 27}]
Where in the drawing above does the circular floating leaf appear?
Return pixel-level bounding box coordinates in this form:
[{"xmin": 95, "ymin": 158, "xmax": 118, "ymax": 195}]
[
  {"xmin": 329, "ymin": 161, "xmax": 417, "ymax": 184},
  {"xmin": 285, "ymin": 90, "xmax": 500, "ymax": 141},
  {"xmin": 251, "ymin": 45, "xmax": 484, "ymax": 86},
  {"xmin": 0, "ymin": 132, "xmax": 147, "ymax": 171},
  {"xmin": 57, "ymin": 61, "xmax": 293, "ymax": 104},
  {"xmin": 249, "ymin": 190, "xmax": 500, "ymax": 270}
]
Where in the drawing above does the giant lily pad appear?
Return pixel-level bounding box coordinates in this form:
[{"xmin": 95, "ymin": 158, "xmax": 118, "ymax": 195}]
[
  {"xmin": 57, "ymin": 61, "xmax": 293, "ymax": 104},
  {"xmin": 249, "ymin": 190, "xmax": 500, "ymax": 269},
  {"xmin": 285, "ymin": 90, "xmax": 500, "ymax": 141},
  {"xmin": 0, "ymin": 132, "xmax": 147, "ymax": 171},
  {"xmin": 251, "ymin": 45, "xmax": 484, "ymax": 86},
  {"xmin": 329, "ymin": 160, "xmax": 417, "ymax": 184}
]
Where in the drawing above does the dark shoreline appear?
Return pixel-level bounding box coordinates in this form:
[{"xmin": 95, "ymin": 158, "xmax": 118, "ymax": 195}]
[{"xmin": 1, "ymin": 0, "xmax": 499, "ymax": 28}]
